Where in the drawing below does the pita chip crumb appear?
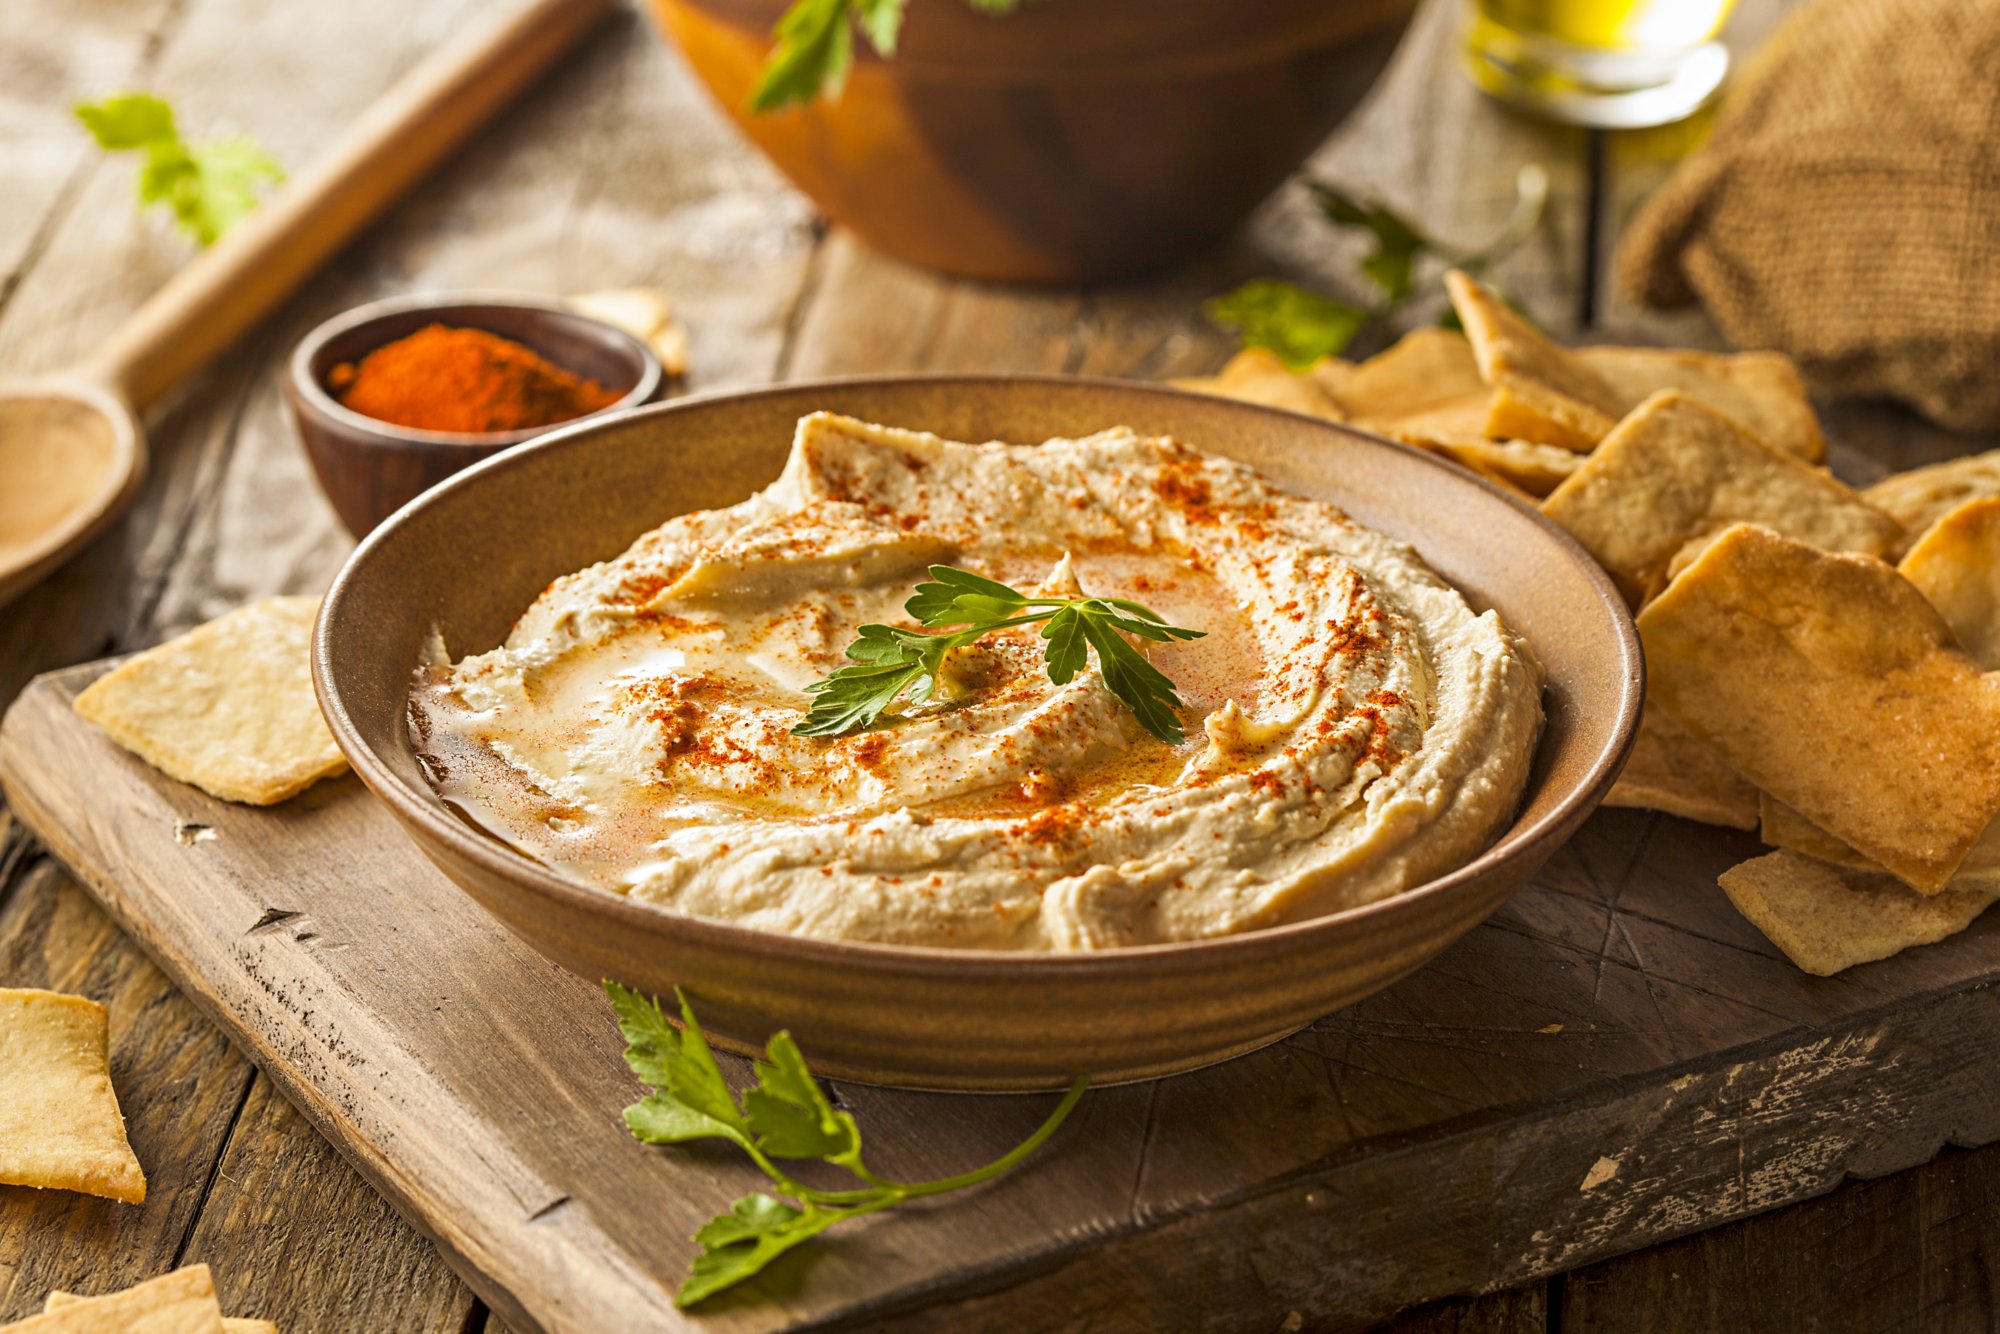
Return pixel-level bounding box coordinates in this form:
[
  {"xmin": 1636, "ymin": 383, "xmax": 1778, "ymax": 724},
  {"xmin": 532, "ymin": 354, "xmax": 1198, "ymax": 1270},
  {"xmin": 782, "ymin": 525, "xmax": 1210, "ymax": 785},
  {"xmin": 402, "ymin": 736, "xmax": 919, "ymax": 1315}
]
[
  {"xmin": 6, "ymin": 1267, "xmax": 225, "ymax": 1333},
  {"xmin": 1445, "ymin": 270, "xmax": 1626, "ymax": 449},
  {"xmin": 1603, "ymin": 702, "xmax": 1759, "ymax": 830},
  {"xmin": 0, "ymin": 989, "xmax": 145, "ymax": 1203},
  {"xmin": 1638, "ymin": 523, "xmax": 2000, "ymax": 893},
  {"xmin": 43, "ymin": 1290, "xmax": 273, "ymax": 1334},
  {"xmin": 1863, "ymin": 448, "xmax": 2000, "ymax": 553},
  {"xmin": 567, "ymin": 286, "xmax": 687, "ymax": 378},
  {"xmin": 1541, "ymin": 392, "xmax": 1900, "ymax": 602},
  {"xmin": 1572, "ymin": 345, "xmax": 1825, "ymax": 463},
  {"xmin": 1719, "ymin": 850, "xmax": 2000, "ymax": 976},
  {"xmin": 73, "ymin": 597, "xmax": 346, "ymax": 806},
  {"xmin": 1898, "ymin": 495, "xmax": 2000, "ymax": 667}
]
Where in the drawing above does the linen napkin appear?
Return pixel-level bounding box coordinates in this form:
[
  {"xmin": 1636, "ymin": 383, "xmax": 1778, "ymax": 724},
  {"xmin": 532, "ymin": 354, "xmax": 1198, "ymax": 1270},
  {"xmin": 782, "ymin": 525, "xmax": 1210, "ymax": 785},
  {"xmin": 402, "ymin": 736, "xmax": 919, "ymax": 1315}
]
[{"xmin": 1616, "ymin": 0, "xmax": 2000, "ymax": 430}]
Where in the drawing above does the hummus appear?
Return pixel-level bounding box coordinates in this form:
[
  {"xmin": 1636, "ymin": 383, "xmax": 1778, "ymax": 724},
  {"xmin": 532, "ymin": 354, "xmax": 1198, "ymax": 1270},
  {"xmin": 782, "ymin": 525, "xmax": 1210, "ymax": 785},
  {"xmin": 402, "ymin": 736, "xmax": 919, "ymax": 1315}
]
[{"xmin": 411, "ymin": 413, "xmax": 1543, "ymax": 950}]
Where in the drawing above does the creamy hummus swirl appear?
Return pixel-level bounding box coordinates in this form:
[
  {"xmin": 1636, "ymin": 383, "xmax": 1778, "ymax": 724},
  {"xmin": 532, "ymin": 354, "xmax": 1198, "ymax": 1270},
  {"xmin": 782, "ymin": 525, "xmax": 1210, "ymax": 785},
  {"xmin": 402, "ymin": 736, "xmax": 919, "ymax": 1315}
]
[{"xmin": 412, "ymin": 414, "xmax": 1543, "ymax": 950}]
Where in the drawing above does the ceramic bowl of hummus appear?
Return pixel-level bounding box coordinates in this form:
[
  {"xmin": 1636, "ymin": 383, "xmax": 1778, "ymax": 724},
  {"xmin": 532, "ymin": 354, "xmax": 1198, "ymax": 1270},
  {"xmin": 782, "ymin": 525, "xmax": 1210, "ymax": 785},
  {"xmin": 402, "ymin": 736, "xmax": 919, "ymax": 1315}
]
[{"xmin": 314, "ymin": 377, "xmax": 1641, "ymax": 1089}]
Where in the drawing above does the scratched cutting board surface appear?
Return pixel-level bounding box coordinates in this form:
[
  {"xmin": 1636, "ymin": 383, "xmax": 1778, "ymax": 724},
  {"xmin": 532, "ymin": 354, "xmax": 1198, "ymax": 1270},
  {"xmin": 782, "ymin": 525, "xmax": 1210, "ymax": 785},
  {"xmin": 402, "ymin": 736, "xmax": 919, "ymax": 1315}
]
[{"xmin": 3, "ymin": 662, "xmax": 1997, "ymax": 1333}]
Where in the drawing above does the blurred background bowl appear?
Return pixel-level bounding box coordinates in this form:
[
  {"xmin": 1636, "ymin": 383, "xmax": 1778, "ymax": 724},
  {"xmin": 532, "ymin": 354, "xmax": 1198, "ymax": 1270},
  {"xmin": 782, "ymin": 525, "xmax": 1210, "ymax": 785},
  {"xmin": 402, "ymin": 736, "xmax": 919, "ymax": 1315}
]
[
  {"xmin": 648, "ymin": 0, "xmax": 1421, "ymax": 283},
  {"xmin": 288, "ymin": 293, "xmax": 663, "ymax": 538}
]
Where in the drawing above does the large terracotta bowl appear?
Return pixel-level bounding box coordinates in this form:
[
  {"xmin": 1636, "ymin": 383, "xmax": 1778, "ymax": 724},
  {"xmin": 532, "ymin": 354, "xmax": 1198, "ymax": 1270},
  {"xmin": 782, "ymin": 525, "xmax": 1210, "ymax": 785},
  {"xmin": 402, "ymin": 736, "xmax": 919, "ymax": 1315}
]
[
  {"xmin": 647, "ymin": 0, "xmax": 1420, "ymax": 282},
  {"xmin": 313, "ymin": 377, "xmax": 1642, "ymax": 1090}
]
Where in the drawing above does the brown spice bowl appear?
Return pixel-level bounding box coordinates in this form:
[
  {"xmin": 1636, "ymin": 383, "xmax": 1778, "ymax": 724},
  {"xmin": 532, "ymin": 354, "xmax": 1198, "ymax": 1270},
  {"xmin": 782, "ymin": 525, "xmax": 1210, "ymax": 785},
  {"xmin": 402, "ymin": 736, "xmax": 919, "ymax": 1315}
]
[
  {"xmin": 649, "ymin": 0, "xmax": 1420, "ymax": 283},
  {"xmin": 312, "ymin": 376, "xmax": 1642, "ymax": 1091},
  {"xmin": 287, "ymin": 294, "xmax": 663, "ymax": 538}
]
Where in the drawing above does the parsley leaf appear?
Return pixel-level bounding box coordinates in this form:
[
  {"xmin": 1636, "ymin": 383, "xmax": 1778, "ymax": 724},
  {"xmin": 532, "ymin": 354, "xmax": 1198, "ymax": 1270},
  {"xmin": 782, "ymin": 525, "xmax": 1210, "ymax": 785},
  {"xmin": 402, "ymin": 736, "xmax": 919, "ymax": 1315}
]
[
  {"xmin": 1206, "ymin": 163, "xmax": 1549, "ymax": 366},
  {"xmin": 750, "ymin": 0, "xmax": 1026, "ymax": 111},
  {"xmin": 75, "ymin": 92, "xmax": 283, "ymax": 246},
  {"xmin": 1203, "ymin": 280, "xmax": 1369, "ymax": 369},
  {"xmin": 794, "ymin": 565, "xmax": 1204, "ymax": 744},
  {"xmin": 604, "ymin": 981, "xmax": 1088, "ymax": 1307}
]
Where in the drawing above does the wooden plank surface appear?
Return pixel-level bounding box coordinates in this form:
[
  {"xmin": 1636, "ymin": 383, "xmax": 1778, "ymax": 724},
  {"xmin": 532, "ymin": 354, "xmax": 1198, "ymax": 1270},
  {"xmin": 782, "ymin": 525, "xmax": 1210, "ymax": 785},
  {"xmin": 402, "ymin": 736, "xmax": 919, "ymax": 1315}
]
[
  {"xmin": 4, "ymin": 0, "xmax": 2000, "ymax": 1328},
  {"xmin": 8, "ymin": 639, "xmax": 2000, "ymax": 1331}
]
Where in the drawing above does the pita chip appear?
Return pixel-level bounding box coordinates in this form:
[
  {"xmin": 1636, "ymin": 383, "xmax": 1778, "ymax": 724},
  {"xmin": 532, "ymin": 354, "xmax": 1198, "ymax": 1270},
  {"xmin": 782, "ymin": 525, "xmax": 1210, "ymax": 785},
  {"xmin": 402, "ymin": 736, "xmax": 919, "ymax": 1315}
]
[
  {"xmin": 1898, "ymin": 496, "xmax": 2000, "ymax": 667},
  {"xmin": 1863, "ymin": 448, "xmax": 2000, "ymax": 552},
  {"xmin": 1445, "ymin": 270, "xmax": 1626, "ymax": 449},
  {"xmin": 73, "ymin": 597, "xmax": 346, "ymax": 805},
  {"xmin": 0, "ymin": 989, "xmax": 145, "ymax": 1204},
  {"xmin": 4, "ymin": 1267, "xmax": 225, "ymax": 1333},
  {"xmin": 1385, "ymin": 430, "xmax": 1582, "ymax": 498},
  {"xmin": 1572, "ymin": 345, "xmax": 1825, "ymax": 463},
  {"xmin": 1758, "ymin": 794, "xmax": 1874, "ymax": 869},
  {"xmin": 1329, "ymin": 328, "xmax": 1493, "ymax": 437},
  {"xmin": 43, "ymin": 1291, "xmax": 273, "ymax": 1334},
  {"xmin": 1541, "ymin": 392, "xmax": 1901, "ymax": 602},
  {"xmin": 1638, "ymin": 523, "xmax": 2000, "ymax": 893},
  {"xmin": 1719, "ymin": 850, "xmax": 2000, "ymax": 976},
  {"xmin": 1603, "ymin": 702, "xmax": 1759, "ymax": 830},
  {"xmin": 1200, "ymin": 348, "xmax": 1346, "ymax": 419}
]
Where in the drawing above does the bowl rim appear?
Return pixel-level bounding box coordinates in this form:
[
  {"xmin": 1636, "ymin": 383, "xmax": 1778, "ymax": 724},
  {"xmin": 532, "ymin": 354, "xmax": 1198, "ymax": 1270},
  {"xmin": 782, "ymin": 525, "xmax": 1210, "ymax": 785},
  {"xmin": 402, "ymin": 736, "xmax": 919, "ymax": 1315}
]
[
  {"xmin": 313, "ymin": 372, "xmax": 1644, "ymax": 979},
  {"xmin": 287, "ymin": 291, "xmax": 665, "ymax": 447}
]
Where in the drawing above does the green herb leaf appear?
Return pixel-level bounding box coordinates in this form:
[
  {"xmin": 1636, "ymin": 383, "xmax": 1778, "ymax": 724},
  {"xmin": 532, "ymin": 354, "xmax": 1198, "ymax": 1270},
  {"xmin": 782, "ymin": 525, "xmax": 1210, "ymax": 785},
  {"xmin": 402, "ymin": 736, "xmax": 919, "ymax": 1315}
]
[
  {"xmin": 794, "ymin": 567, "xmax": 1204, "ymax": 743},
  {"xmin": 75, "ymin": 92, "xmax": 176, "ymax": 149},
  {"xmin": 750, "ymin": 0, "xmax": 857, "ymax": 112},
  {"xmin": 680, "ymin": 1196, "xmax": 844, "ymax": 1307},
  {"xmin": 1208, "ymin": 163, "xmax": 1550, "ymax": 364},
  {"xmin": 850, "ymin": 0, "xmax": 907, "ymax": 55},
  {"xmin": 605, "ymin": 981, "xmax": 751, "ymax": 1147},
  {"xmin": 607, "ymin": 982, "xmax": 1090, "ymax": 1307},
  {"xmin": 743, "ymin": 1032, "xmax": 861, "ymax": 1160},
  {"xmin": 1204, "ymin": 279, "xmax": 1371, "ymax": 368},
  {"xmin": 76, "ymin": 92, "xmax": 282, "ymax": 246}
]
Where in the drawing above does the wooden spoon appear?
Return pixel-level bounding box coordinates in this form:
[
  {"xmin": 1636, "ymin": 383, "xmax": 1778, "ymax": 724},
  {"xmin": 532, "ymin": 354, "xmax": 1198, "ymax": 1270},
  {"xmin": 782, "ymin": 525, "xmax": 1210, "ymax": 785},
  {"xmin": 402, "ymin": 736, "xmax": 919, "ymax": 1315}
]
[{"xmin": 0, "ymin": 0, "xmax": 614, "ymax": 608}]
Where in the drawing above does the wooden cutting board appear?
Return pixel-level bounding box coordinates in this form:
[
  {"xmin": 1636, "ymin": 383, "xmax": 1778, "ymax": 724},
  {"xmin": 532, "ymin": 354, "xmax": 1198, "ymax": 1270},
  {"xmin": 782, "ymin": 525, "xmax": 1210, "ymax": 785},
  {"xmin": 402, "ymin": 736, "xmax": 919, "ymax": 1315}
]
[{"xmin": 3, "ymin": 661, "xmax": 1997, "ymax": 1333}]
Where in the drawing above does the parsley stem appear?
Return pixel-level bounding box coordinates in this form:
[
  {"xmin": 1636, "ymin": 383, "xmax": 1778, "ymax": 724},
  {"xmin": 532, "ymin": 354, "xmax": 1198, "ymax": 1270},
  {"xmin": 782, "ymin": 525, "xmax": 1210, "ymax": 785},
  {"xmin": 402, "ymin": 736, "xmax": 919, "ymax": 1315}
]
[{"xmin": 849, "ymin": 1074, "xmax": 1090, "ymax": 1200}]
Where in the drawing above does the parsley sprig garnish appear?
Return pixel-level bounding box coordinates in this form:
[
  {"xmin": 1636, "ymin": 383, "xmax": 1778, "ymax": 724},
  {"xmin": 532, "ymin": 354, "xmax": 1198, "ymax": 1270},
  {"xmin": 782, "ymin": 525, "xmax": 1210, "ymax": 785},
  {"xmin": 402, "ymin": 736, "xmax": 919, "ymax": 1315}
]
[
  {"xmin": 1206, "ymin": 162, "xmax": 1549, "ymax": 367},
  {"xmin": 75, "ymin": 92, "xmax": 284, "ymax": 246},
  {"xmin": 607, "ymin": 982, "xmax": 1087, "ymax": 1307},
  {"xmin": 793, "ymin": 565, "xmax": 1205, "ymax": 745},
  {"xmin": 750, "ymin": 0, "xmax": 1023, "ymax": 112}
]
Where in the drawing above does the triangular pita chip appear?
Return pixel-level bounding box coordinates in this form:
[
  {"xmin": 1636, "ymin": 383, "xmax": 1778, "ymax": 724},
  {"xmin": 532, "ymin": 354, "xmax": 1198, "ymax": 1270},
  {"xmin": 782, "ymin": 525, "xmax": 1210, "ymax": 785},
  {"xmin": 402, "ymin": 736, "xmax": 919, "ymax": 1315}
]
[
  {"xmin": 1328, "ymin": 328, "xmax": 1492, "ymax": 436},
  {"xmin": 5, "ymin": 1267, "xmax": 225, "ymax": 1333},
  {"xmin": 1898, "ymin": 495, "xmax": 2000, "ymax": 667},
  {"xmin": 43, "ymin": 1292, "xmax": 271, "ymax": 1334},
  {"xmin": 0, "ymin": 988, "xmax": 145, "ymax": 1203},
  {"xmin": 1862, "ymin": 448, "xmax": 2000, "ymax": 553},
  {"xmin": 1199, "ymin": 348, "xmax": 1346, "ymax": 419},
  {"xmin": 1445, "ymin": 271, "xmax": 1626, "ymax": 449},
  {"xmin": 73, "ymin": 596, "xmax": 346, "ymax": 805},
  {"xmin": 1603, "ymin": 702, "xmax": 1759, "ymax": 829},
  {"xmin": 1719, "ymin": 850, "xmax": 2000, "ymax": 976},
  {"xmin": 1638, "ymin": 523, "xmax": 2000, "ymax": 893},
  {"xmin": 1541, "ymin": 392, "xmax": 1900, "ymax": 602},
  {"xmin": 1572, "ymin": 345, "xmax": 1824, "ymax": 463}
]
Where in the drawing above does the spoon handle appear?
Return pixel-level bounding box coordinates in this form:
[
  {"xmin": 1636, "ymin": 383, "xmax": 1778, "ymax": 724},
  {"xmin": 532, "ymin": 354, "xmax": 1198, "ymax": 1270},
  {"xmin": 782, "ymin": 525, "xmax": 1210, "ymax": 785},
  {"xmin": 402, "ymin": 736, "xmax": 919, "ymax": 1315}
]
[{"xmin": 86, "ymin": 0, "xmax": 615, "ymax": 409}]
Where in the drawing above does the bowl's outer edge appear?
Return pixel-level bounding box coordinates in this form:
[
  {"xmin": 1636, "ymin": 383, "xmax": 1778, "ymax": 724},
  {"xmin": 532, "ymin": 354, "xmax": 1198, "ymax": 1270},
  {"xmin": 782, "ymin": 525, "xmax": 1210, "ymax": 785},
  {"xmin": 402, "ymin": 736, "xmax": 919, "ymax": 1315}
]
[{"xmin": 313, "ymin": 374, "xmax": 1643, "ymax": 1089}]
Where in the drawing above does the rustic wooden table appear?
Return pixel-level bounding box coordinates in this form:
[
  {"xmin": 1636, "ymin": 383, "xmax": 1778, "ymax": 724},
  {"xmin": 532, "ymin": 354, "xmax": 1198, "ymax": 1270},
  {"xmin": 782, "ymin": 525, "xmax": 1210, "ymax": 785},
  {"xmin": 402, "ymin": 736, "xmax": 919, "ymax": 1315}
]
[{"xmin": 2, "ymin": 0, "xmax": 1996, "ymax": 1329}]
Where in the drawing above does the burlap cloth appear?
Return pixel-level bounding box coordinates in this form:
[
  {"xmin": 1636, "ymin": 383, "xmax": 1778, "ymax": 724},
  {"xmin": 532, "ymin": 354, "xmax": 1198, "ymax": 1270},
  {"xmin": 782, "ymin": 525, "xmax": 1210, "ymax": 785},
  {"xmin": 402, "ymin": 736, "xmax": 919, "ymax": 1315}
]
[{"xmin": 1617, "ymin": 0, "xmax": 2000, "ymax": 431}]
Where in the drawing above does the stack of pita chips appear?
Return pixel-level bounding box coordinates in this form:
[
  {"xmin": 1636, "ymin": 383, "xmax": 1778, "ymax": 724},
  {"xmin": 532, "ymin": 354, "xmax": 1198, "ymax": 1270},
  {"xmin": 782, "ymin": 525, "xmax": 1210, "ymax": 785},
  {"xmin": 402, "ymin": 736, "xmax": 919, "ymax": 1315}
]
[{"xmin": 1173, "ymin": 270, "xmax": 2000, "ymax": 974}]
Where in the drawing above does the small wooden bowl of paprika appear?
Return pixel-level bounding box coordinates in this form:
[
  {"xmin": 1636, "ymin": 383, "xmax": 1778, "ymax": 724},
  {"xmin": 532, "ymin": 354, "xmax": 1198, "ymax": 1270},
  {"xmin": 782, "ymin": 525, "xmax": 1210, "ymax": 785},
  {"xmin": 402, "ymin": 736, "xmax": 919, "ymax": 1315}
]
[{"xmin": 288, "ymin": 293, "xmax": 663, "ymax": 537}]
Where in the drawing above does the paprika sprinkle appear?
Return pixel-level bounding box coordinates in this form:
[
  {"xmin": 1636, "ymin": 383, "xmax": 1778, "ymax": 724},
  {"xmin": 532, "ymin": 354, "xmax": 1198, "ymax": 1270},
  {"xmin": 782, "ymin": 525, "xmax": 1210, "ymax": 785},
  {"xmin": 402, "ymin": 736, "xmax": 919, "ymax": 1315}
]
[{"xmin": 327, "ymin": 323, "xmax": 622, "ymax": 434}]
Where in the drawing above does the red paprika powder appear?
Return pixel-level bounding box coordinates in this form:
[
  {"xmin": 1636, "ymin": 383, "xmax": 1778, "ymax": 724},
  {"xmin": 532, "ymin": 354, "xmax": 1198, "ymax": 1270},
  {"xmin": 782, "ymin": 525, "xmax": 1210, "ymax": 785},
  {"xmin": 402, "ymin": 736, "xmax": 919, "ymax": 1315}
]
[{"xmin": 327, "ymin": 323, "xmax": 621, "ymax": 434}]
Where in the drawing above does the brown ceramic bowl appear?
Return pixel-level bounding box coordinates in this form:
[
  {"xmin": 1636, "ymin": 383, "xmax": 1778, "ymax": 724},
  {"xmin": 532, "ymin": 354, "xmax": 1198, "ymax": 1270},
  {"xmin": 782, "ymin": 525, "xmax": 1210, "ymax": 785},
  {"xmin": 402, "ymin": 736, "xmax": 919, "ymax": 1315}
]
[
  {"xmin": 649, "ymin": 0, "xmax": 1419, "ymax": 283},
  {"xmin": 287, "ymin": 294, "xmax": 664, "ymax": 538},
  {"xmin": 313, "ymin": 377, "xmax": 1642, "ymax": 1090}
]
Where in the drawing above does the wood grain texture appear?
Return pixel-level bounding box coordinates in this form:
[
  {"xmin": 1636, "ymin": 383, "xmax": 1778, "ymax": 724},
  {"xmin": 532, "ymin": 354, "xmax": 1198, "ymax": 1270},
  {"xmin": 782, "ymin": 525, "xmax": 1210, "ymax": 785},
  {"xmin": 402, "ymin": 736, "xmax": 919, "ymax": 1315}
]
[
  {"xmin": 7, "ymin": 656, "xmax": 1998, "ymax": 1332},
  {"xmin": 181, "ymin": 1075, "xmax": 478, "ymax": 1332}
]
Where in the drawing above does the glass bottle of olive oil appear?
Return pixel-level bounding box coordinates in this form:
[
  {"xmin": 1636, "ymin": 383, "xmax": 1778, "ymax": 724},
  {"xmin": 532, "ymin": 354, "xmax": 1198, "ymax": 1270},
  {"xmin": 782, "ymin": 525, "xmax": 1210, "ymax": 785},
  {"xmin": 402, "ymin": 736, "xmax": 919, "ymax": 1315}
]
[{"xmin": 1465, "ymin": 0, "xmax": 1736, "ymax": 128}]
